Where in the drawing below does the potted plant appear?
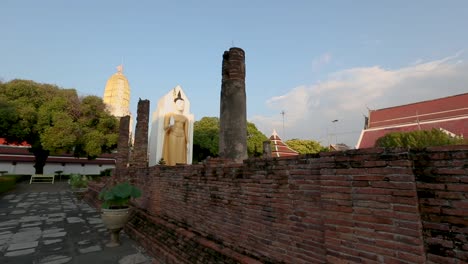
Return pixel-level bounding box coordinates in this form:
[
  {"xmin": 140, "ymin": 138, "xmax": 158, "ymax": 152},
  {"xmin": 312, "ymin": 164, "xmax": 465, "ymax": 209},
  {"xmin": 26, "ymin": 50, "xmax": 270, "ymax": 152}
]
[
  {"xmin": 69, "ymin": 174, "xmax": 89, "ymax": 201},
  {"xmin": 98, "ymin": 181, "xmax": 142, "ymax": 247}
]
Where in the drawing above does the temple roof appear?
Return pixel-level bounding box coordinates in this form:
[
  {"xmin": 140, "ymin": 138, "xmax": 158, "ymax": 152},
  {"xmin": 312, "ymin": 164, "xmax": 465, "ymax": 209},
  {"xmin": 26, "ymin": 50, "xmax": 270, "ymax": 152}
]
[
  {"xmin": 357, "ymin": 93, "xmax": 468, "ymax": 148},
  {"xmin": 269, "ymin": 130, "xmax": 299, "ymax": 157}
]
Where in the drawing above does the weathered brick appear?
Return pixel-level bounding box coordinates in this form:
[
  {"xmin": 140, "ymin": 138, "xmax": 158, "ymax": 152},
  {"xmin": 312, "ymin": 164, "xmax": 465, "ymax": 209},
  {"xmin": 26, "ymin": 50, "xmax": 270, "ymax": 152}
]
[
  {"xmin": 451, "ymin": 200, "xmax": 468, "ymax": 208},
  {"xmin": 354, "ymin": 187, "xmax": 393, "ymax": 195},
  {"xmin": 445, "ymin": 183, "xmax": 468, "ymax": 192},
  {"xmin": 436, "ymin": 191, "xmax": 467, "ymax": 200},
  {"xmin": 441, "ymin": 208, "xmax": 468, "ymax": 217},
  {"xmin": 417, "ymin": 182, "xmax": 446, "ymax": 190},
  {"xmin": 423, "ymin": 221, "xmax": 450, "ymax": 231},
  {"xmin": 397, "ymin": 251, "xmax": 426, "ymax": 263},
  {"xmin": 353, "ymin": 214, "xmax": 394, "ymax": 225},
  {"xmin": 371, "ymin": 181, "xmax": 416, "ymax": 190}
]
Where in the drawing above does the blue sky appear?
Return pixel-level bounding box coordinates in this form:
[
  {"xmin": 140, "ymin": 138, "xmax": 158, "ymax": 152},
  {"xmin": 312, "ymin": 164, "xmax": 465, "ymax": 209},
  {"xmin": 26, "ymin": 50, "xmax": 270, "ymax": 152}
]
[{"xmin": 1, "ymin": 1, "xmax": 468, "ymax": 147}]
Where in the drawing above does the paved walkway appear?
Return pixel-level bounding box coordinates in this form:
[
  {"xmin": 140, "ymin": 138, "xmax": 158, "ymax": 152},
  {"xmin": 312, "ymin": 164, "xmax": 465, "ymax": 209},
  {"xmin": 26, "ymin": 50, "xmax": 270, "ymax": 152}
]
[{"xmin": 0, "ymin": 181, "xmax": 153, "ymax": 264}]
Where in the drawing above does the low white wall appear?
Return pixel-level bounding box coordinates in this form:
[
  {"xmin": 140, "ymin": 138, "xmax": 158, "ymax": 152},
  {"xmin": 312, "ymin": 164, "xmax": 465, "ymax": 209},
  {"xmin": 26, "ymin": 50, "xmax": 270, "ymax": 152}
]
[{"xmin": 0, "ymin": 161, "xmax": 114, "ymax": 175}]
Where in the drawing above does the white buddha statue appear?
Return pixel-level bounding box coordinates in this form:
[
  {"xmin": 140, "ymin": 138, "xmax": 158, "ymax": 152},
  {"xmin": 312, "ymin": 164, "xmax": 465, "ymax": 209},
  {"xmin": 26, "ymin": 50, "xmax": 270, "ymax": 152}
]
[{"xmin": 149, "ymin": 86, "xmax": 194, "ymax": 166}]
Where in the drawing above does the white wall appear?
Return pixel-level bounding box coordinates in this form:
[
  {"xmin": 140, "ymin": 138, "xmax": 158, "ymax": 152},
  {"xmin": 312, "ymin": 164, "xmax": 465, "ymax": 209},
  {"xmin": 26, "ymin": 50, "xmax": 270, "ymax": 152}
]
[
  {"xmin": 0, "ymin": 161, "xmax": 114, "ymax": 175},
  {"xmin": 0, "ymin": 162, "xmax": 35, "ymax": 175}
]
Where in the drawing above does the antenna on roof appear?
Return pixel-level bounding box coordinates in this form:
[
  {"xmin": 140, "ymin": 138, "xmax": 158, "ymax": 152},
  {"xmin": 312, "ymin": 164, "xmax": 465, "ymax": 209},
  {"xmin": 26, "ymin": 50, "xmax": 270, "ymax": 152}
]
[{"xmin": 280, "ymin": 110, "xmax": 286, "ymax": 139}]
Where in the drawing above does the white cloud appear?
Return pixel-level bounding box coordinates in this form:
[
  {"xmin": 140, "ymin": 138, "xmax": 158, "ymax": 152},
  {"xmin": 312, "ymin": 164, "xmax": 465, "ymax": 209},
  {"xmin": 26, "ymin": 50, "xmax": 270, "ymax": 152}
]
[
  {"xmin": 312, "ymin": 53, "xmax": 332, "ymax": 71},
  {"xmin": 251, "ymin": 53, "xmax": 468, "ymax": 147}
]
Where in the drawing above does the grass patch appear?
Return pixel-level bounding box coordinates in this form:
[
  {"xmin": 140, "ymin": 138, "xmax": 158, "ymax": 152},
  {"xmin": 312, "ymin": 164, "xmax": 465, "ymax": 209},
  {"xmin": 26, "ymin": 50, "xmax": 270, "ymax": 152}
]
[{"xmin": 0, "ymin": 175, "xmax": 18, "ymax": 194}]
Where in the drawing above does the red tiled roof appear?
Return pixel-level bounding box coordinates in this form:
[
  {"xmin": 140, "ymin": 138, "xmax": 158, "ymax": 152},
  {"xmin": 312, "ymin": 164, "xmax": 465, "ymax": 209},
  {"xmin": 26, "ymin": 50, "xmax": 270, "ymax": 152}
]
[
  {"xmin": 368, "ymin": 93, "xmax": 468, "ymax": 129},
  {"xmin": 0, "ymin": 138, "xmax": 30, "ymax": 146},
  {"xmin": 357, "ymin": 93, "xmax": 468, "ymax": 148},
  {"xmin": 270, "ymin": 130, "xmax": 299, "ymax": 157}
]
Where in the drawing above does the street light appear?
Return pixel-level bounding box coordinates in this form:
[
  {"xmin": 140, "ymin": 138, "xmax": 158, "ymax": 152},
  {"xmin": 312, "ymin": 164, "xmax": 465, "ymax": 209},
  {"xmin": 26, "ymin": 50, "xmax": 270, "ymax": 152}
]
[{"xmin": 332, "ymin": 120, "xmax": 338, "ymax": 144}]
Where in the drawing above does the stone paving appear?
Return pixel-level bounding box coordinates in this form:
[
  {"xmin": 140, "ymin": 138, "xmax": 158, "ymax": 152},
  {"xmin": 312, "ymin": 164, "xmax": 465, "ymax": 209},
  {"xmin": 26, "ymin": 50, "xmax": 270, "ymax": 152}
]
[{"xmin": 0, "ymin": 182, "xmax": 153, "ymax": 264}]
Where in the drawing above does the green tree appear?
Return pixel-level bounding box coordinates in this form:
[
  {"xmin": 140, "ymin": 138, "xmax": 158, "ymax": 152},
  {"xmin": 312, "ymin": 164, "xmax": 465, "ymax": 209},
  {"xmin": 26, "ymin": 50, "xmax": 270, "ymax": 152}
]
[
  {"xmin": 285, "ymin": 138, "xmax": 326, "ymax": 154},
  {"xmin": 193, "ymin": 117, "xmax": 220, "ymax": 162},
  {"xmin": 375, "ymin": 128, "xmax": 466, "ymax": 148},
  {"xmin": 247, "ymin": 122, "xmax": 268, "ymax": 157},
  {"xmin": 0, "ymin": 79, "xmax": 119, "ymax": 174},
  {"xmin": 192, "ymin": 117, "xmax": 268, "ymax": 162}
]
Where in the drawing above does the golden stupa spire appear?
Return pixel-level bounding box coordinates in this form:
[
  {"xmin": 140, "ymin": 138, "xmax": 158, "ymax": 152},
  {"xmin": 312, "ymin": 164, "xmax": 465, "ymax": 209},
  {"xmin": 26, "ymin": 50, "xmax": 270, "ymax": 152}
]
[
  {"xmin": 103, "ymin": 64, "xmax": 130, "ymax": 117},
  {"xmin": 116, "ymin": 64, "xmax": 123, "ymax": 74}
]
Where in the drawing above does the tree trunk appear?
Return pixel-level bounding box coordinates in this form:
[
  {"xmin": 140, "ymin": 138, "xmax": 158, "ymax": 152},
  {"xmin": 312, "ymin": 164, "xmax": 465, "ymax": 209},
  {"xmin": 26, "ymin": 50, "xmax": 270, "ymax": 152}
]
[{"xmin": 31, "ymin": 147, "xmax": 49, "ymax": 174}]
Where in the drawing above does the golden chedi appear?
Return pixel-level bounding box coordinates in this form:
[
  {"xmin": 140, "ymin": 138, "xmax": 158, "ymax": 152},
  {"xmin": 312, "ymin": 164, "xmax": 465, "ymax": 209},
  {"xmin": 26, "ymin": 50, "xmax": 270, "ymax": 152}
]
[{"xmin": 103, "ymin": 65, "xmax": 131, "ymax": 117}]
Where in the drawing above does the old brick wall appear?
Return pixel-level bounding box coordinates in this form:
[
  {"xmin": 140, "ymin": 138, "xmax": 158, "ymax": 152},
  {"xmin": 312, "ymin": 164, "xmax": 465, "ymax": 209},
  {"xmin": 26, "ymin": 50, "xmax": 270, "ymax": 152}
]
[
  {"xmin": 87, "ymin": 146, "xmax": 468, "ymax": 263},
  {"xmin": 413, "ymin": 145, "xmax": 468, "ymax": 263},
  {"xmin": 320, "ymin": 148, "xmax": 426, "ymax": 263},
  {"xmin": 105, "ymin": 146, "xmax": 468, "ymax": 263}
]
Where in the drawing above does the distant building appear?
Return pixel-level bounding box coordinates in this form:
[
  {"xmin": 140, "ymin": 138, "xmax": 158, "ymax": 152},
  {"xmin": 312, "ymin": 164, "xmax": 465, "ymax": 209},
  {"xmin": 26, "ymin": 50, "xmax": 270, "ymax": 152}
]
[
  {"xmin": 269, "ymin": 130, "xmax": 299, "ymax": 157},
  {"xmin": 356, "ymin": 93, "xmax": 468, "ymax": 149},
  {"xmin": 329, "ymin": 143, "xmax": 351, "ymax": 151},
  {"xmin": 0, "ymin": 140, "xmax": 115, "ymax": 175},
  {"xmin": 103, "ymin": 65, "xmax": 131, "ymax": 117}
]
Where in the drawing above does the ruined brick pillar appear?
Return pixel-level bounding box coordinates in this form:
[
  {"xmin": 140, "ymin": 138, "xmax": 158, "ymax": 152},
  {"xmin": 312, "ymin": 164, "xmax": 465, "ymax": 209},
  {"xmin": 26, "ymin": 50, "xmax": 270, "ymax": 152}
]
[
  {"xmin": 219, "ymin": 47, "xmax": 248, "ymax": 163},
  {"xmin": 130, "ymin": 99, "xmax": 150, "ymax": 167},
  {"xmin": 116, "ymin": 115, "xmax": 131, "ymax": 170},
  {"xmin": 263, "ymin": 140, "xmax": 272, "ymax": 158}
]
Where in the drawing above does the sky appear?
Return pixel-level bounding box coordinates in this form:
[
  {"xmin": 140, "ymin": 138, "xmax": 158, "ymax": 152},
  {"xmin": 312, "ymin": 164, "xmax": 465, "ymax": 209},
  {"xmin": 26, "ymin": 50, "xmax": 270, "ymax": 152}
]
[{"xmin": 1, "ymin": 1, "xmax": 468, "ymax": 147}]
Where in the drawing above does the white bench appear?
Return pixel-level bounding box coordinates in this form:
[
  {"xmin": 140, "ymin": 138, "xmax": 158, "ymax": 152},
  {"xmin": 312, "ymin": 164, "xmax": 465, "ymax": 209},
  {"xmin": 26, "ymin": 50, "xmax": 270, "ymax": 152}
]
[{"xmin": 30, "ymin": 174, "xmax": 55, "ymax": 184}]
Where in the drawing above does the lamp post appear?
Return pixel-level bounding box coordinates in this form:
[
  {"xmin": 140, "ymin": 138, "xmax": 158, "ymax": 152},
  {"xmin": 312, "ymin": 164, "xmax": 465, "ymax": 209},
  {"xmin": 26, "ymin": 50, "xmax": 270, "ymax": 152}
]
[{"xmin": 332, "ymin": 119, "xmax": 338, "ymax": 145}]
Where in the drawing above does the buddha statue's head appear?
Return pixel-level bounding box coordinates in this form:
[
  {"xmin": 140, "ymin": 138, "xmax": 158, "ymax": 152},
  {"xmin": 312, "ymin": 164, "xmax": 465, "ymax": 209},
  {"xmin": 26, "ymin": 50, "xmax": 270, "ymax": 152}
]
[{"xmin": 174, "ymin": 91, "xmax": 185, "ymax": 112}]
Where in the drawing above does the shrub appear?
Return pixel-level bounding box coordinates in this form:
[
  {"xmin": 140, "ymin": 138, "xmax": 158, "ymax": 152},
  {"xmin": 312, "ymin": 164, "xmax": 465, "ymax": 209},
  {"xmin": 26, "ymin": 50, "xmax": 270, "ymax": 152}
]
[
  {"xmin": 0, "ymin": 176, "xmax": 17, "ymax": 194},
  {"xmin": 99, "ymin": 182, "xmax": 142, "ymax": 209},
  {"xmin": 376, "ymin": 128, "xmax": 466, "ymax": 148},
  {"xmin": 69, "ymin": 174, "xmax": 88, "ymax": 189}
]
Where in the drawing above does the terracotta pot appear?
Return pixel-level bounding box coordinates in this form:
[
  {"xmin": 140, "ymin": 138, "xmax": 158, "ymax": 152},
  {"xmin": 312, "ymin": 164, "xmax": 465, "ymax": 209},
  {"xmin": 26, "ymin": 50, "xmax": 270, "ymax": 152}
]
[
  {"xmin": 101, "ymin": 208, "xmax": 130, "ymax": 247},
  {"xmin": 101, "ymin": 208, "xmax": 129, "ymax": 229}
]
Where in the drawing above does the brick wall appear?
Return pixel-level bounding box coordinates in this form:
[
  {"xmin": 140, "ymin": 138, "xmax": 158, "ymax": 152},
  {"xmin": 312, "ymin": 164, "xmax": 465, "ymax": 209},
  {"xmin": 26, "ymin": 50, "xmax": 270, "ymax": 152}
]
[
  {"xmin": 87, "ymin": 146, "xmax": 468, "ymax": 263},
  {"xmin": 320, "ymin": 148, "xmax": 426, "ymax": 263},
  {"xmin": 413, "ymin": 145, "xmax": 468, "ymax": 263}
]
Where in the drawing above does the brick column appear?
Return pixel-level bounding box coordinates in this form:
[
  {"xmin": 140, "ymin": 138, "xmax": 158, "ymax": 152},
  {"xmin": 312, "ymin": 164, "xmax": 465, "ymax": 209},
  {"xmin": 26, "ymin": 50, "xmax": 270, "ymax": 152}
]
[
  {"xmin": 219, "ymin": 47, "xmax": 248, "ymax": 163},
  {"xmin": 131, "ymin": 99, "xmax": 150, "ymax": 168},
  {"xmin": 116, "ymin": 115, "xmax": 130, "ymax": 170}
]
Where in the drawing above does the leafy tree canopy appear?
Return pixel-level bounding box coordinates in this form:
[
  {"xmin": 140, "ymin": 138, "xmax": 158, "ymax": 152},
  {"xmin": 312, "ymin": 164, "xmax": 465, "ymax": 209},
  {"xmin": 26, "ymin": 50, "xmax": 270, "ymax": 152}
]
[
  {"xmin": 285, "ymin": 138, "xmax": 327, "ymax": 154},
  {"xmin": 247, "ymin": 122, "xmax": 269, "ymax": 157},
  {"xmin": 0, "ymin": 79, "xmax": 119, "ymax": 173},
  {"xmin": 193, "ymin": 117, "xmax": 220, "ymax": 161},
  {"xmin": 192, "ymin": 117, "xmax": 268, "ymax": 162},
  {"xmin": 375, "ymin": 128, "xmax": 466, "ymax": 149}
]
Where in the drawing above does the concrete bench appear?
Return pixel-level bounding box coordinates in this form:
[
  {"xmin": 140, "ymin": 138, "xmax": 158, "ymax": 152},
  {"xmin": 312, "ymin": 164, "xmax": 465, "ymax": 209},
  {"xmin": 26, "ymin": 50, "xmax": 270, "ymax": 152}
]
[{"xmin": 30, "ymin": 174, "xmax": 55, "ymax": 184}]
